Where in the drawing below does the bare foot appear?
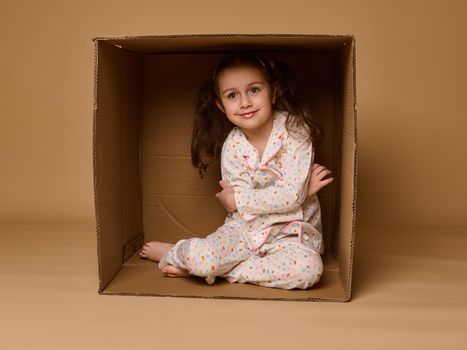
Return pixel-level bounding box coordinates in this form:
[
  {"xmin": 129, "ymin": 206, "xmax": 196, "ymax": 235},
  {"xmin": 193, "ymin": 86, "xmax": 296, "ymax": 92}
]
[
  {"xmin": 139, "ymin": 241, "xmax": 174, "ymax": 262},
  {"xmin": 161, "ymin": 265, "xmax": 191, "ymax": 277}
]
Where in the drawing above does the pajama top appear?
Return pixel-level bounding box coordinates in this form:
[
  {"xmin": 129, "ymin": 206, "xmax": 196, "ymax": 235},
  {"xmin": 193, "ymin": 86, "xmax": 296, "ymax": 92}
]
[{"xmin": 221, "ymin": 110, "xmax": 324, "ymax": 255}]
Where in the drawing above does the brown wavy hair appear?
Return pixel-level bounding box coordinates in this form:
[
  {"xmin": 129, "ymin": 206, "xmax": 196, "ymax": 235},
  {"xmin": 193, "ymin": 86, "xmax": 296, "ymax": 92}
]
[{"xmin": 191, "ymin": 51, "xmax": 324, "ymax": 178}]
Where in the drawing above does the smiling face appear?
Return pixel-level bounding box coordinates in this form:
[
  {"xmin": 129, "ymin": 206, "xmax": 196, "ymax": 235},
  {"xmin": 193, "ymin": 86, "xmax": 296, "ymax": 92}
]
[{"xmin": 215, "ymin": 65, "xmax": 277, "ymax": 139}]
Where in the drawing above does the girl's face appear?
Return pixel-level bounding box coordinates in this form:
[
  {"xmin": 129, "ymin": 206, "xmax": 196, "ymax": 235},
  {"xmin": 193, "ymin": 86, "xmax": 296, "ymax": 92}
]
[{"xmin": 215, "ymin": 66, "xmax": 277, "ymax": 137}]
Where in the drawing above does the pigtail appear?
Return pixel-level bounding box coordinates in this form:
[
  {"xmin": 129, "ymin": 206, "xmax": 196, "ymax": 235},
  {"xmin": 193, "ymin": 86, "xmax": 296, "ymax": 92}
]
[
  {"xmin": 269, "ymin": 59, "xmax": 324, "ymax": 148},
  {"xmin": 191, "ymin": 79, "xmax": 234, "ymax": 178}
]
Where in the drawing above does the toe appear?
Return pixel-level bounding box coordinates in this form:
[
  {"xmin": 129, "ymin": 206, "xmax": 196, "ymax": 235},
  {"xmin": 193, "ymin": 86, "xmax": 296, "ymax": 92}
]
[
  {"xmin": 162, "ymin": 266, "xmax": 180, "ymax": 275},
  {"xmin": 163, "ymin": 266, "xmax": 176, "ymax": 274},
  {"xmin": 163, "ymin": 265, "xmax": 190, "ymax": 277}
]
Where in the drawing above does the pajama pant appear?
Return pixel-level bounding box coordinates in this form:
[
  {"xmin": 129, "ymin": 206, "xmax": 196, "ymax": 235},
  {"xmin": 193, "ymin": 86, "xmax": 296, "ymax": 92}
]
[{"xmin": 158, "ymin": 221, "xmax": 324, "ymax": 290}]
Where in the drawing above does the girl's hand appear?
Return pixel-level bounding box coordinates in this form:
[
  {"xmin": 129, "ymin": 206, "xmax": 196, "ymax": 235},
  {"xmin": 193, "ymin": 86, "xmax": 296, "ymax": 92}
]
[
  {"xmin": 215, "ymin": 180, "xmax": 237, "ymax": 212},
  {"xmin": 308, "ymin": 163, "xmax": 334, "ymax": 197}
]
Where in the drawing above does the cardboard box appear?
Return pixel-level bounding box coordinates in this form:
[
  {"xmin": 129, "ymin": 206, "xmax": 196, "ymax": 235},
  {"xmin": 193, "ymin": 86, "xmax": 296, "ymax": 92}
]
[{"xmin": 92, "ymin": 34, "xmax": 358, "ymax": 302}]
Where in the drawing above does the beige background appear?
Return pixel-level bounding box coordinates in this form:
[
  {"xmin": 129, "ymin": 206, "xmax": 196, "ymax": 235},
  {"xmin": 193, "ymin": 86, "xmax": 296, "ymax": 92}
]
[{"xmin": 1, "ymin": 0, "xmax": 466, "ymax": 349}]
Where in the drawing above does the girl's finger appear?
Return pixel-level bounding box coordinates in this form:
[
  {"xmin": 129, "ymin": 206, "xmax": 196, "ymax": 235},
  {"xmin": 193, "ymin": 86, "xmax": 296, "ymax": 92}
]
[
  {"xmin": 313, "ymin": 165, "xmax": 327, "ymax": 176},
  {"xmin": 317, "ymin": 169, "xmax": 332, "ymax": 180},
  {"xmin": 321, "ymin": 177, "xmax": 334, "ymax": 186},
  {"xmin": 314, "ymin": 166, "xmax": 327, "ymax": 178}
]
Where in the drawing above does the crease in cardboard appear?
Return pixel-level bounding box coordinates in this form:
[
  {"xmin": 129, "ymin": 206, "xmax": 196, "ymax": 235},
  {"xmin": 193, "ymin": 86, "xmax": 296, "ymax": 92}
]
[{"xmin": 156, "ymin": 195, "xmax": 196, "ymax": 236}]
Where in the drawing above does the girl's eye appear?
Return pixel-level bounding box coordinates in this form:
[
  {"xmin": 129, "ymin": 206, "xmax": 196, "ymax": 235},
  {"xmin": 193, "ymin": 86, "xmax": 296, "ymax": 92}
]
[{"xmin": 226, "ymin": 87, "xmax": 259, "ymax": 99}]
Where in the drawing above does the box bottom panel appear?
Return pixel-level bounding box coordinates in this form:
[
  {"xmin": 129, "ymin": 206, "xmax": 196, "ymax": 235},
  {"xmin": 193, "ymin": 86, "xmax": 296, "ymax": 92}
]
[{"xmin": 101, "ymin": 251, "xmax": 347, "ymax": 302}]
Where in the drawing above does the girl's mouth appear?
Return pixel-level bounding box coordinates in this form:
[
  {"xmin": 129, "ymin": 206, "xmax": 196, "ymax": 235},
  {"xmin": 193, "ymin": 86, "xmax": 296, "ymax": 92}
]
[{"xmin": 240, "ymin": 110, "xmax": 258, "ymax": 118}]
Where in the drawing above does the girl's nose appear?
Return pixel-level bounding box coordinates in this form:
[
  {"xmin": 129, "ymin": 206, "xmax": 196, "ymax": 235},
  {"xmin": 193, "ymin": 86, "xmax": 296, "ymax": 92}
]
[{"xmin": 240, "ymin": 94, "xmax": 252, "ymax": 108}]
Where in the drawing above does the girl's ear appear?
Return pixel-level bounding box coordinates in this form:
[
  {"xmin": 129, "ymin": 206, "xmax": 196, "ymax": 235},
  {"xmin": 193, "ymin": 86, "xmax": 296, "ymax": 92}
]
[{"xmin": 215, "ymin": 98, "xmax": 226, "ymax": 113}]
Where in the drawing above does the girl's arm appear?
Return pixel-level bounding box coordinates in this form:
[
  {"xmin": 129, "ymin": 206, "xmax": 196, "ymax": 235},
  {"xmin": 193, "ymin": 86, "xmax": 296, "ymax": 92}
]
[{"xmin": 222, "ymin": 134, "xmax": 313, "ymax": 221}]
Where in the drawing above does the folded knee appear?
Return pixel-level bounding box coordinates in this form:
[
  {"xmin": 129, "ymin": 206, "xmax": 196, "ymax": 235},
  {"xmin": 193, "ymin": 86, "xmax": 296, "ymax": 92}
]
[{"xmin": 289, "ymin": 254, "xmax": 323, "ymax": 289}]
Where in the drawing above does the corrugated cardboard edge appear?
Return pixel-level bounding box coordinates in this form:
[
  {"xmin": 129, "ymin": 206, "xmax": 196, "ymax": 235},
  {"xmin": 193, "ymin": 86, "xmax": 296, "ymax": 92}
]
[
  {"xmin": 91, "ymin": 38, "xmax": 103, "ymax": 292},
  {"xmin": 91, "ymin": 33, "xmax": 358, "ymax": 301},
  {"xmin": 91, "ymin": 33, "xmax": 353, "ymax": 41},
  {"xmin": 99, "ymin": 291, "xmax": 345, "ymax": 303},
  {"xmin": 346, "ymin": 35, "xmax": 358, "ymax": 302}
]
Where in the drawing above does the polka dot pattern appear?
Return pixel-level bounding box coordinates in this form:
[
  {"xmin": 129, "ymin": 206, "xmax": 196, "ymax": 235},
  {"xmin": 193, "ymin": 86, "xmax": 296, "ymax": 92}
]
[{"xmin": 158, "ymin": 222, "xmax": 324, "ymax": 289}]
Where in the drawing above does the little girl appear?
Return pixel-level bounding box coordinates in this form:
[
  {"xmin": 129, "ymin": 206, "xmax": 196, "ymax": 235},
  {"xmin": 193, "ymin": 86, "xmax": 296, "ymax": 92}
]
[{"xmin": 139, "ymin": 52, "xmax": 333, "ymax": 289}]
